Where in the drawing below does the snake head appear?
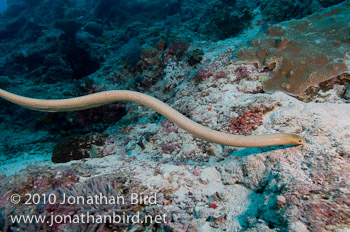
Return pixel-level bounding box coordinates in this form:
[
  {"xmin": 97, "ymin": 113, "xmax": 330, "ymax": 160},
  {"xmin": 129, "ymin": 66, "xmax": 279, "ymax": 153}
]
[{"xmin": 290, "ymin": 134, "xmax": 306, "ymax": 145}]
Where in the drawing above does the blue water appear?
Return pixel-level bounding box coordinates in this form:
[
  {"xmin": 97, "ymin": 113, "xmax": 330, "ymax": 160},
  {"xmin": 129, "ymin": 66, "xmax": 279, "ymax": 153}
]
[{"xmin": 0, "ymin": 0, "xmax": 7, "ymax": 13}]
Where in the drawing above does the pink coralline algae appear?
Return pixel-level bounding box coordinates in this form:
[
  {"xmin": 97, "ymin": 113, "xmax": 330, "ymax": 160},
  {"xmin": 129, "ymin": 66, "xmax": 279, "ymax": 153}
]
[
  {"xmin": 229, "ymin": 110, "xmax": 264, "ymax": 135},
  {"xmin": 163, "ymin": 39, "xmax": 189, "ymax": 64},
  {"xmin": 235, "ymin": 2, "xmax": 350, "ymax": 96},
  {"xmin": 195, "ymin": 63, "xmax": 227, "ymax": 82}
]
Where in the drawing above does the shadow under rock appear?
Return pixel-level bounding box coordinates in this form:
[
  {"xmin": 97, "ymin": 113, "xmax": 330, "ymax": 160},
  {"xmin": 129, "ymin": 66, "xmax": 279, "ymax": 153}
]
[{"xmin": 231, "ymin": 145, "xmax": 296, "ymax": 157}]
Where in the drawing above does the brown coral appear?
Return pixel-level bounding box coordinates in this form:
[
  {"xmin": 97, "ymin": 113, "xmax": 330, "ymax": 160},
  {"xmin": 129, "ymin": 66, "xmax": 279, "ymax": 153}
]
[{"xmin": 235, "ymin": 2, "xmax": 350, "ymax": 96}]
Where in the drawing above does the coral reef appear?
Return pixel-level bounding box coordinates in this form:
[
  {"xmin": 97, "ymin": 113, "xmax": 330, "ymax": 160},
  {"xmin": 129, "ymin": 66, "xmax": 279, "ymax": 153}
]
[
  {"xmin": 236, "ymin": 3, "xmax": 350, "ymax": 96},
  {"xmin": 199, "ymin": 1, "xmax": 253, "ymax": 40},
  {"xmin": 1, "ymin": 0, "xmax": 350, "ymax": 231},
  {"xmin": 260, "ymin": 0, "xmax": 317, "ymax": 22},
  {"xmin": 0, "ymin": 169, "xmax": 170, "ymax": 231}
]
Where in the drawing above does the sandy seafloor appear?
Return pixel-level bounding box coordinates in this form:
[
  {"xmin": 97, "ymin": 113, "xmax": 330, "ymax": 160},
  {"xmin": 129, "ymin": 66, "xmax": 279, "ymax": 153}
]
[{"xmin": 1, "ymin": 13, "xmax": 350, "ymax": 232}]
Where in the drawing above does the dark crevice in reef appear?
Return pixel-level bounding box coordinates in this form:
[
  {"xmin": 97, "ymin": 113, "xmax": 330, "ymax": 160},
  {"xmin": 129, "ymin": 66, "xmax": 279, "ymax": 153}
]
[{"xmin": 61, "ymin": 42, "xmax": 101, "ymax": 79}]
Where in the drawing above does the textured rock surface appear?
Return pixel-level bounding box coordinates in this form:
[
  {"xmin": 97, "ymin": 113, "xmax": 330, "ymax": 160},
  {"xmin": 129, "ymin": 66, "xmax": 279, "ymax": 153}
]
[{"xmin": 52, "ymin": 134, "xmax": 105, "ymax": 163}]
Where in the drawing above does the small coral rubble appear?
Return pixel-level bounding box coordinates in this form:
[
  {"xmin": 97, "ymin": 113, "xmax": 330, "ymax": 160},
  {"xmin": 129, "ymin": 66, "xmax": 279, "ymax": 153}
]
[{"xmin": 236, "ymin": 2, "xmax": 350, "ymax": 96}]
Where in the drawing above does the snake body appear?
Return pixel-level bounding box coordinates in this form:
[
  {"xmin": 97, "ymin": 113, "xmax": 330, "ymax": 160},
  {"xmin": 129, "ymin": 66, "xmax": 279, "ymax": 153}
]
[{"xmin": 0, "ymin": 88, "xmax": 305, "ymax": 147}]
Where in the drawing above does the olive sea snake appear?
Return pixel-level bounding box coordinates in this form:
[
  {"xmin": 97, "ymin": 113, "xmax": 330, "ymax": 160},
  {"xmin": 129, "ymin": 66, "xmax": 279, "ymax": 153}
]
[{"xmin": 0, "ymin": 88, "xmax": 305, "ymax": 147}]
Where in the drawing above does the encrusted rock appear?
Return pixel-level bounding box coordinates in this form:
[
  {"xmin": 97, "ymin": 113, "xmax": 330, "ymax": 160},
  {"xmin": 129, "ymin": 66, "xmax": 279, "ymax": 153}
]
[
  {"xmin": 84, "ymin": 21, "xmax": 103, "ymax": 37},
  {"xmin": 52, "ymin": 134, "xmax": 105, "ymax": 163},
  {"xmin": 187, "ymin": 48, "xmax": 204, "ymax": 66}
]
